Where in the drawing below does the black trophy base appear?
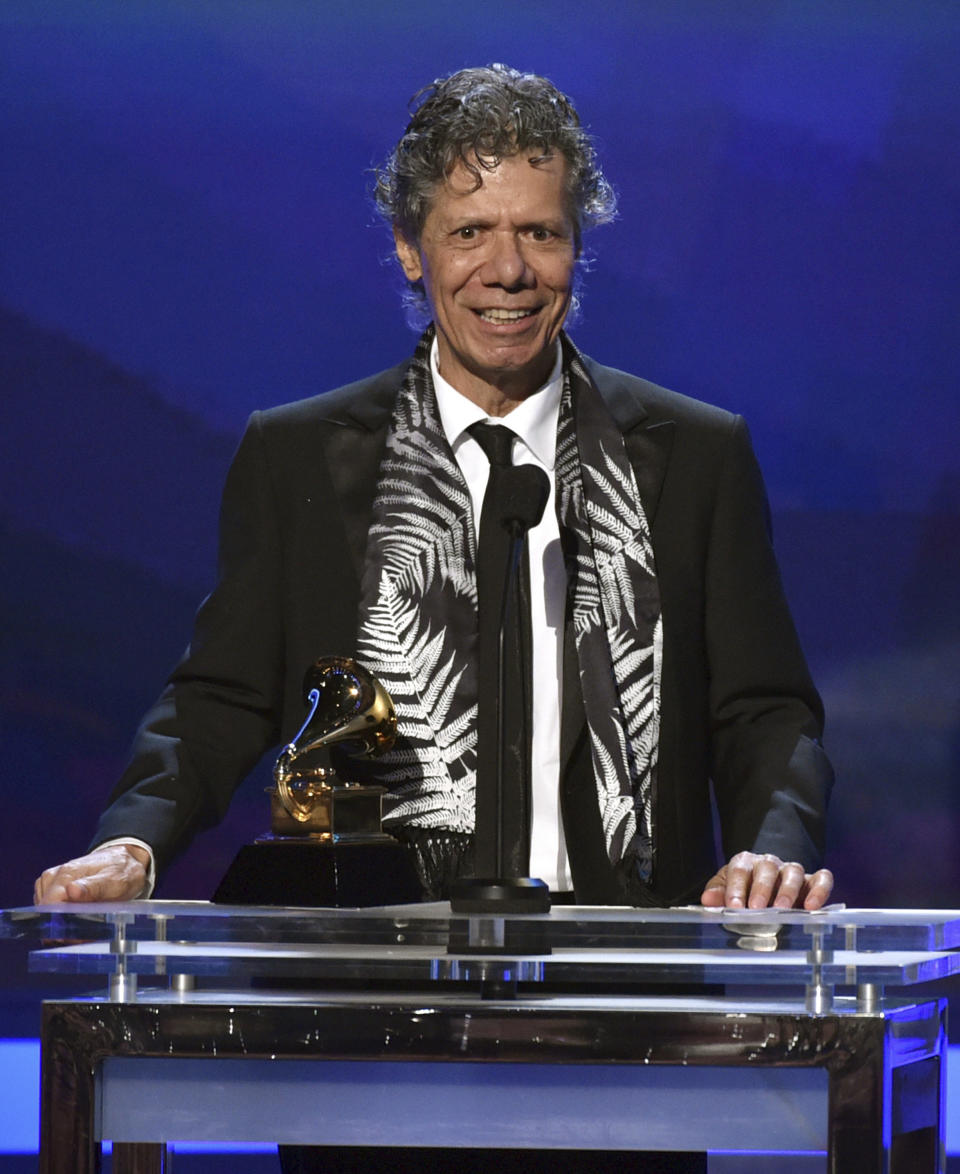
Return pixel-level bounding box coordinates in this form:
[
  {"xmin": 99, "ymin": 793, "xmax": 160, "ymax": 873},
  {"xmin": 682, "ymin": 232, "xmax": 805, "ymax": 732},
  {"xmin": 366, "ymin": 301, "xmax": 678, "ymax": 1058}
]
[
  {"xmin": 212, "ymin": 837, "xmax": 422, "ymax": 908},
  {"xmin": 449, "ymin": 876, "xmax": 551, "ymax": 915}
]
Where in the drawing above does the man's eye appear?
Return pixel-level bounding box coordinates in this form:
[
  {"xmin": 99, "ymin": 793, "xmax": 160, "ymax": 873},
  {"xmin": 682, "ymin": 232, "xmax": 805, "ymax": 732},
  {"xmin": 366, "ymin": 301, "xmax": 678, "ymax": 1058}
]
[
  {"xmin": 457, "ymin": 226, "xmax": 477, "ymax": 240},
  {"xmin": 530, "ymin": 228, "xmax": 552, "ymax": 241}
]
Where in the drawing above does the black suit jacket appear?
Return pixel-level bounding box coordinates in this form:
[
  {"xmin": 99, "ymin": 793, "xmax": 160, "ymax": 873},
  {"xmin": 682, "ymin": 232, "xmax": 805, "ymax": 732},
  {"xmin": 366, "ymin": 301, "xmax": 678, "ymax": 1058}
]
[{"xmin": 93, "ymin": 351, "xmax": 832, "ymax": 905}]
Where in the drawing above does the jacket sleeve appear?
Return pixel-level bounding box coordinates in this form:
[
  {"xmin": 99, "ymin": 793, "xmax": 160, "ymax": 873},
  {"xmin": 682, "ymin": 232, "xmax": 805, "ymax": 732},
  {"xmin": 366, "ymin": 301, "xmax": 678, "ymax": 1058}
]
[
  {"xmin": 704, "ymin": 416, "xmax": 833, "ymax": 871},
  {"xmin": 90, "ymin": 412, "xmax": 285, "ymax": 876}
]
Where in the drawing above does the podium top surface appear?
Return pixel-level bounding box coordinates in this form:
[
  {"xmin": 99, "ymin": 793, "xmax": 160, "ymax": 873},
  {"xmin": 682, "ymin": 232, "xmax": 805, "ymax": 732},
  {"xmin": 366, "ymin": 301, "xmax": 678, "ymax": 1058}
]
[
  {"xmin": 7, "ymin": 898, "xmax": 960, "ymax": 940},
  {"xmin": 5, "ymin": 901, "xmax": 960, "ymax": 993}
]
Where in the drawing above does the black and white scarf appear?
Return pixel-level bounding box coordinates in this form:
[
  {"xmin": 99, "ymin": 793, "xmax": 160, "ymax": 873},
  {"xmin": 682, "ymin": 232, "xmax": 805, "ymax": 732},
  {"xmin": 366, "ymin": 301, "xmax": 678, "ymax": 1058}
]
[{"xmin": 355, "ymin": 330, "xmax": 661, "ymax": 881}]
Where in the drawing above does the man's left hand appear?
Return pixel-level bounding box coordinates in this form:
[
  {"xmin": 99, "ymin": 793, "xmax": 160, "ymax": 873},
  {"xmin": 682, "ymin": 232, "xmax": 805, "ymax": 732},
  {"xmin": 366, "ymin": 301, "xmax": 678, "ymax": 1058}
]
[{"xmin": 700, "ymin": 851, "xmax": 834, "ymax": 910}]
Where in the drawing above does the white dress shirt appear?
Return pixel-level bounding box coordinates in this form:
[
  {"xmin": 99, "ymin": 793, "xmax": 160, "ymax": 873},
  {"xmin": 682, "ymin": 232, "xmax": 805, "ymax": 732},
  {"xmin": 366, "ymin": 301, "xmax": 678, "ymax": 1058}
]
[{"xmin": 431, "ymin": 339, "xmax": 572, "ymax": 891}]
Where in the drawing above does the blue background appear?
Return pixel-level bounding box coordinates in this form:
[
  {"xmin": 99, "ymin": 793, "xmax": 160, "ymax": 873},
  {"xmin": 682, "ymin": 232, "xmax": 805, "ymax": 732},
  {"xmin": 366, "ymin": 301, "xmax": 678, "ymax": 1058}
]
[
  {"xmin": 2, "ymin": 0, "xmax": 959, "ymax": 1093},
  {"xmin": 1, "ymin": 2, "xmax": 958, "ymax": 1164}
]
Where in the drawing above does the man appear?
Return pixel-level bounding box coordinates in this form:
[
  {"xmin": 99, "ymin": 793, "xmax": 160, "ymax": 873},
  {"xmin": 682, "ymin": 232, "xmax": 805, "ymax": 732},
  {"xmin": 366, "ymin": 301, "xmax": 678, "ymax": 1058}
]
[
  {"xmin": 36, "ymin": 65, "xmax": 833, "ymax": 915},
  {"xmin": 34, "ymin": 60, "xmax": 834, "ymax": 1174}
]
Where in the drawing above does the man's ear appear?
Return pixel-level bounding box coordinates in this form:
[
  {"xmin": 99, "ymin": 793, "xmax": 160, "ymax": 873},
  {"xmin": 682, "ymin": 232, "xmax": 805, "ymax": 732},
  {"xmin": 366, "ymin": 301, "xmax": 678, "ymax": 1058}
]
[{"xmin": 393, "ymin": 228, "xmax": 423, "ymax": 282}]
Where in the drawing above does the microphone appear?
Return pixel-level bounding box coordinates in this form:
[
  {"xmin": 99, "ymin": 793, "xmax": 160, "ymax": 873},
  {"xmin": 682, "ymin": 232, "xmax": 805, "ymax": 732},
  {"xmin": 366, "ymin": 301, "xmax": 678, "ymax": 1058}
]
[
  {"xmin": 495, "ymin": 464, "xmax": 550, "ymax": 535},
  {"xmin": 450, "ymin": 460, "xmax": 553, "ymax": 915}
]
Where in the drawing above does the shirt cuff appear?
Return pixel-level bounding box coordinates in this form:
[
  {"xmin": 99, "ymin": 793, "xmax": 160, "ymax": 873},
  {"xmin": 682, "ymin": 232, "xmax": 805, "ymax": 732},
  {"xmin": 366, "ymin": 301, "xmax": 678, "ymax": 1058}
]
[{"xmin": 94, "ymin": 837, "xmax": 157, "ymax": 898}]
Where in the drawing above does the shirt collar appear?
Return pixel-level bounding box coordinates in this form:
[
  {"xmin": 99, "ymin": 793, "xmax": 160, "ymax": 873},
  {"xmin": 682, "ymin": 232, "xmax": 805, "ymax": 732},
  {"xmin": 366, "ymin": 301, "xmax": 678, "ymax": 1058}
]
[{"xmin": 431, "ymin": 337, "xmax": 563, "ymax": 471}]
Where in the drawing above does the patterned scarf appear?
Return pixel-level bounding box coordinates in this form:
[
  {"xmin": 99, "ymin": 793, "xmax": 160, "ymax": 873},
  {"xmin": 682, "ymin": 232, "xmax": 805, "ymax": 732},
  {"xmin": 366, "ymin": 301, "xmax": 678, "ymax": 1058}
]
[{"xmin": 355, "ymin": 330, "xmax": 661, "ymax": 882}]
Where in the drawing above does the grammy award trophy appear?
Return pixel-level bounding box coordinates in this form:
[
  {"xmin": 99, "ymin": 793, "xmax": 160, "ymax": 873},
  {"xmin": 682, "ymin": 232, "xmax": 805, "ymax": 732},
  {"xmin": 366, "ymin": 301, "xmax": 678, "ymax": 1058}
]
[{"xmin": 213, "ymin": 657, "xmax": 421, "ymax": 907}]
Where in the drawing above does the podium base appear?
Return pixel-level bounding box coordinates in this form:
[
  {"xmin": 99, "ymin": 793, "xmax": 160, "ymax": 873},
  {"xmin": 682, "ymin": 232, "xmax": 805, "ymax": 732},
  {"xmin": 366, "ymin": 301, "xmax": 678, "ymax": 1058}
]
[
  {"xmin": 212, "ymin": 837, "xmax": 422, "ymax": 908},
  {"xmin": 449, "ymin": 876, "xmax": 551, "ymax": 915}
]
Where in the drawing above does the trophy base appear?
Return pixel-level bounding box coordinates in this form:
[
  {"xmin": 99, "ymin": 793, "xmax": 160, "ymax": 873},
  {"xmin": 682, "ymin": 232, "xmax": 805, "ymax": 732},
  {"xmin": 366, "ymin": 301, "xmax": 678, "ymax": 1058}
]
[{"xmin": 212, "ymin": 836, "xmax": 422, "ymax": 908}]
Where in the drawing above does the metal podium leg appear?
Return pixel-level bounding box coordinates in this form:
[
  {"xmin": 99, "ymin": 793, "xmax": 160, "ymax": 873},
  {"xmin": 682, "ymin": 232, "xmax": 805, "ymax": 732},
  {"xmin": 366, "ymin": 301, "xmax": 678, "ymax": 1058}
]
[
  {"xmin": 41, "ymin": 1004, "xmax": 174, "ymax": 1174},
  {"xmin": 828, "ymin": 1004, "xmax": 946, "ymax": 1174},
  {"xmin": 112, "ymin": 1142, "xmax": 172, "ymax": 1173},
  {"xmin": 887, "ymin": 1004, "xmax": 948, "ymax": 1174},
  {"xmin": 827, "ymin": 1018, "xmax": 885, "ymax": 1173},
  {"xmin": 888, "ymin": 1054, "xmax": 945, "ymax": 1172},
  {"xmin": 40, "ymin": 1021, "xmax": 100, "ymax": 1174}
]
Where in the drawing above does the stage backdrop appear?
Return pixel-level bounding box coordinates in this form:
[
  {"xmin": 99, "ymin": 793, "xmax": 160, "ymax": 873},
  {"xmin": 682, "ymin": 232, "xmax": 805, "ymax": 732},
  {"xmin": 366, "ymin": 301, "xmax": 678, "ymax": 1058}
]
[{"xmin": 2, "ymin": 3, "xmax": 958, "ymax": 918}]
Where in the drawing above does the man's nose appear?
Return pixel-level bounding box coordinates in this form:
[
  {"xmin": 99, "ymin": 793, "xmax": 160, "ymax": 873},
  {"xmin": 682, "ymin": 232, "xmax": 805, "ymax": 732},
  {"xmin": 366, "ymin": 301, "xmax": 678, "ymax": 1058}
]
[{"xmin": 480, "ymin": 233, "xmax": 533, "ymax": 289}]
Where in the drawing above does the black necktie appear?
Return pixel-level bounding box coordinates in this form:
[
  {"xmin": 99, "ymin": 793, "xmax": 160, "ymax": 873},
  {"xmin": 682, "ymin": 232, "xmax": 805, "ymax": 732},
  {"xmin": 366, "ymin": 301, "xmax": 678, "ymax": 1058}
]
[{"xmin": 469, "ymin": 421, "xmax": 533, "ymax": 878}]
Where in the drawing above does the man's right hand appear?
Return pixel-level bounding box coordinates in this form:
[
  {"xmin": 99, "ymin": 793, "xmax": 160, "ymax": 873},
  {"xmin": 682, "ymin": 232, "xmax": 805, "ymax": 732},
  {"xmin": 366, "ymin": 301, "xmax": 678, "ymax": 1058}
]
[{"xmin": 33, "ymin": 844, "xmax": 150, "ymax": 904}]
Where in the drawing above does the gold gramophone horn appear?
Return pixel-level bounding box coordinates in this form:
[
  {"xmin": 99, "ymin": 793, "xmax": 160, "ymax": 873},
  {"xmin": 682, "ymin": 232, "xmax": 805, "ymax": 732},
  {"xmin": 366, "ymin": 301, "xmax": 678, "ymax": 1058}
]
[{"xmin": 273, "ymin": 657, "xmax": 397, "ymax": 826}]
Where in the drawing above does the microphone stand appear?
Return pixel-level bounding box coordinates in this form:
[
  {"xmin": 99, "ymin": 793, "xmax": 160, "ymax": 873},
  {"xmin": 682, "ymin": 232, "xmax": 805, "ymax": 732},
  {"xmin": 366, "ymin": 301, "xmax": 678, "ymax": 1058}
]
[{"xmin": 451, "ymin": 469, "xmax": 552, "ymax": 916}]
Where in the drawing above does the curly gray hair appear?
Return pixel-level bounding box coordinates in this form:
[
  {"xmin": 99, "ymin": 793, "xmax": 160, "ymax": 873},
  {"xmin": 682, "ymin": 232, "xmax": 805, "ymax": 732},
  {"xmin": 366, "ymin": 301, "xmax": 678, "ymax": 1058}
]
[{"xmin": 375, "ymin": 63, "xmax": 617, "ymax": 251}]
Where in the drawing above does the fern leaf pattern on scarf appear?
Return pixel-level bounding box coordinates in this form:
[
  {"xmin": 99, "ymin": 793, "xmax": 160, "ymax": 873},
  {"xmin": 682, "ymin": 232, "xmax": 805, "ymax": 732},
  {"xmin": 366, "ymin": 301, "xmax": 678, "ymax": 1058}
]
[
  {"xmin": 356, "ymin": 335, "xmax": 479, "ymax": 832},
  {"xmin": 560, "ymin": 351, "xmax": 662, "ymax": 881},
  {"xmin": 354, "ymin": 331, "xmax": 661, "ymax": 882}
]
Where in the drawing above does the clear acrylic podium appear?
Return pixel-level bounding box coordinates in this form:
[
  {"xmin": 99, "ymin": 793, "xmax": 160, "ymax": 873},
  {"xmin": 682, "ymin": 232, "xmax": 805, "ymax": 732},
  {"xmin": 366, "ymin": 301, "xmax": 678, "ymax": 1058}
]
[{"xmin": 4, "ymin": 900, "xmax": 958, "ymax": 1173}]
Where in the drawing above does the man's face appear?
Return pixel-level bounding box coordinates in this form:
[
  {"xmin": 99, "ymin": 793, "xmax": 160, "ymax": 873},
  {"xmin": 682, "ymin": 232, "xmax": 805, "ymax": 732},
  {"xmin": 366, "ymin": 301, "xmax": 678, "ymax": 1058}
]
[{"xmin": 394, "ymin": 152, "xmax": 577, "ymax": 411}]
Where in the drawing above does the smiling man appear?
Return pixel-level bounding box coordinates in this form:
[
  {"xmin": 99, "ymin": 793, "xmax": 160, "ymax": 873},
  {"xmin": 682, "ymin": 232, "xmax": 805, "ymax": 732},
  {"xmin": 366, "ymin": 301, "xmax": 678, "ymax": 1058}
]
[
  {"xmin": 37, "ymin": 68, "xmax": 833, "ymax": 933},
  {"xmin": 393, "ymin": 151, "xmax": 576, "ymax": 413},
  {"xmin": 35, "ymin": 60, "xmax": 835, "ymax": 1174}
]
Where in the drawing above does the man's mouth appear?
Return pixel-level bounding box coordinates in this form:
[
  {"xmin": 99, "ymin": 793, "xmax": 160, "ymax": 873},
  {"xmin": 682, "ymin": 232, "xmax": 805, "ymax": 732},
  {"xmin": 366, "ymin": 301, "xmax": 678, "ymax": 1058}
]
[{"xmin": 475, "ymin": 307, "xmax": 538, "ymax": 323}]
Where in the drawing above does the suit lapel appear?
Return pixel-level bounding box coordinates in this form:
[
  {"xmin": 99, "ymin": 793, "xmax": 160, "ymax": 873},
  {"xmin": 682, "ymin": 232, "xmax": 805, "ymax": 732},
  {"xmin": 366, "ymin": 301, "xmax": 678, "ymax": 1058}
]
[
  {"xmin": 319, "ymin": 363, "xmax": 406, "ymax": 582},
  {"xmin": 558, "ymin": 349, "xmax": 677, "ymax": 801},
  {"xmin": 582, "ymin": 354, "xmax": 675, "ymax": 525}
]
